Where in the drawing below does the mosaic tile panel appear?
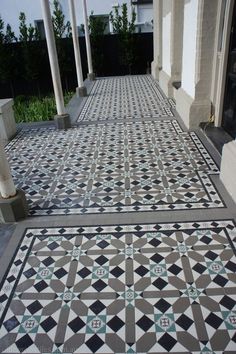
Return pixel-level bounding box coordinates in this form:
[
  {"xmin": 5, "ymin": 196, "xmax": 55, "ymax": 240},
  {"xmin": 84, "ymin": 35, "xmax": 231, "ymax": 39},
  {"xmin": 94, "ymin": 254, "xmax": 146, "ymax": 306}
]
[
  {"xmin": 78, "ymin": 75, "xmax": 174, "ymax": 121},
  {"xmin": 6, "ymin": 120, "xmax": 223, "ymax": 215},
  {"xmin": 0, "ymin": 221, "xmax": 236, "ymax": 353}
]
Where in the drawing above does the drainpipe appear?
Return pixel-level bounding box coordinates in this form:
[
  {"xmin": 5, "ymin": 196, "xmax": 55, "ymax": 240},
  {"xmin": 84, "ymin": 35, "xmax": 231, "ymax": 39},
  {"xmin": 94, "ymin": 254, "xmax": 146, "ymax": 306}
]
[
  {"xmin": 41, "ymin": 0, "xmax": 71, "ymax": 129},
  {"xmin": 82, "ymin": 0, "xmax": 95, "ymax": 80},
  {"xmin": 68, "ymin": 0, "xmax": 87, "ymax": 97}
]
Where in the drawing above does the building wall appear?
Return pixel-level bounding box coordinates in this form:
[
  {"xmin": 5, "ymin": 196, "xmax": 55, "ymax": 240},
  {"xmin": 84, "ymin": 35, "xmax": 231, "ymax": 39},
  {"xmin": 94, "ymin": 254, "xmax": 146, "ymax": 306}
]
[
  {"xmin": 162, "ymin": 0, "xmax": 171, "ymax": 76},
  {"xmin": 181, "ymin": 0, "xmax": 199, "ymax": 98}
]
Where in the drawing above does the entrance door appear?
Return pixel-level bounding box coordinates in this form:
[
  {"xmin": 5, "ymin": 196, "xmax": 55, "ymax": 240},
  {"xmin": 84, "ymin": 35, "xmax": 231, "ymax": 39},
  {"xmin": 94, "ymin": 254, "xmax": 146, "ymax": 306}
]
[{"xmin": 222, "ymin": 2, "xmax": 236, "ymax": 138}]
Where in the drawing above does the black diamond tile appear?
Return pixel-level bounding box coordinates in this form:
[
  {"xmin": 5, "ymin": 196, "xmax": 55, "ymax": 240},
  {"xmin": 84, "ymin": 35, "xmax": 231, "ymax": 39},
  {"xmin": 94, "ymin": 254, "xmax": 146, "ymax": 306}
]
[
  {"xmin": 150, "ymin": 253, "xmax": 164, "ymax": 264},
  {"xmin": 135, "ymin": 265, "xmax": 149, "ymax": 276},
  {"xmin": 68, "ymin": 317, "xmax": 86, "ymax": 333},
  {"xmin": 110, "ymin": 266, "xmax": 125, "ymax": 278},
  {"xmin": 220, "ymin": 295, "xmax": 236, "ymax": 310},
  {"xmin": 16, "ymin": 334, "xmax": 34, "ymax": 352},
  {"xmin": 40, "ymin": 316, "xmax": 57, "ymax": 332},
  {"xmin": 4, "ymin": 316, "xmax": 20, "ymax": 332},
  {"xmin": 149, "ymin": 238, "xmax": 162, "ymax": 247},
  {"xmin": 23, "ymin": 268, "xmax": 37, "ymax": 278},
  {"xmin": 136, "ymin": 315, "xmax": 154, "ymax": 331},
  {"xmin": 213, "ymin": 274, "xmax": 228, "ymax": 287},
  {"xmin": 47, "ymin": 242, "xmax": 59, "ymax": 250},
  {"xmin": 205, "ymin": 313, "xmax": 223, "ymax": 329},
  {"xmin": 97, "ymin": 240, "xmax": 109, "ymax": 249},
  {"xmin": 92, "ymin": 279, "xmax": 107, "ymax": 292},
  {"xmin": 168, "ymin": 264, "xmax": 182, "ymax": 275},
  {"xmin": 200, "ymin": 235, "xmax": 212, "ymax": 244},
  {"xmin": 152, "ymin": 278, "xmax": 168, "ymax": 290},
  {"xmin": 176, "ymin": 314, "xmax": 194, "ymax": 330},
  {"xmin": 225, "ymin": 261, "xmax": 236, "ymax": 272},
  {"xmin": 27, "ymin": 300, "xmax": 43, "ymax": 315},
  {"xmin": 107, "ymin": 316, "xmax": 125, "ymax": 332},
  {"xmin": 158, "ymin": 332, "xmax": 177, "ymax": 351},
  {"xmin": 192, "ymin": 263, "xmax": 207, "ymax": 274},
  {"xmin": 89, "ymin": 300, "xmax": 106, "ymax": 315},
  {"xmin": 78, "ymin": 267, "xmax": 91, "ymax": 278},
  {"xmin": 42, "ymin": 257, "xmax": 55, "ymax": 266},
  {"xmin": 154, "ymin": 299, "xmax": 171, "ymax": 313},
  {"xmin": 54, "ymin": 268, "xmax": 68, "ymax": 279},
  {"xmin": 205, "ymin": 251, "xmax": 218, "ymax": 261},
  {"xmin": 86, "ymin": 334, "xmax": 104, "ymax": 352},
  {"xmin": 34, "ymin": 280, "xmax": 48, "ymax": 292},
  {"xmin": 95, "ymin": 255, "xmax": 109, "ymax": 265}
]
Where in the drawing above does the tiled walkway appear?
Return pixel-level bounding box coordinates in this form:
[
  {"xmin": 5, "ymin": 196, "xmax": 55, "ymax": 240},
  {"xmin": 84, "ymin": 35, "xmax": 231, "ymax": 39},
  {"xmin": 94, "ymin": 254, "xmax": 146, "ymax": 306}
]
[{"xmin": 0, "ymin": 75, "xmax": 236, "ymax": 353}]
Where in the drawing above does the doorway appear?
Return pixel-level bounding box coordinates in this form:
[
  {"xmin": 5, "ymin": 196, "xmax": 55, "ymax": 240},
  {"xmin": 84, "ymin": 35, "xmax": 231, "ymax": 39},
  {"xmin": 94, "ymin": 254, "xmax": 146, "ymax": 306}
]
[{"xmin": 222, "ymin": 1, "xmax": 236, "ymax": 138}]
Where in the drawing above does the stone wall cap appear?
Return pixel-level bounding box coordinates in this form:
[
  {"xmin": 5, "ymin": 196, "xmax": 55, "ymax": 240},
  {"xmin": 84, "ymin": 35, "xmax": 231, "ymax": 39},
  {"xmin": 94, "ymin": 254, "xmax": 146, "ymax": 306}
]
[{"xmin": 0, "ymin": 99, "xmax": 14, "ymax": 113}]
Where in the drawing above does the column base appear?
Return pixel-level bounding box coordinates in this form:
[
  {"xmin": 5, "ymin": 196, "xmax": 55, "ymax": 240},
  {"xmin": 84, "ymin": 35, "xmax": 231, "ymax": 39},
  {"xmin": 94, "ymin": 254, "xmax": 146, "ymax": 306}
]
[
  {"xmin": 220, "ymin": 141, "xmax": 236, "ymax": 204},
  {"xmin": 176, "ymin": 87, "xmax": 211, "ymax": 130},
  {"xmin": 76, "ymin": 86, "xmax": 87, "ymax": 97},
  {"xmin": 159, "ymin": 70, "xmax": 174, "ymax": 98},
  {"xmin": 87, "ymin": 73, "xmax": 95, "ymax": 81},
  {"xmin": 54, "ymin": 114, "xmax": 71, "ymax": 130},
  {"xmin": 0, "ymin": 189, "xmax": 28, "ymax": 223},
  {"xmin": 151, "ymin": 61, "xmax": 160, "ymax": 80}
]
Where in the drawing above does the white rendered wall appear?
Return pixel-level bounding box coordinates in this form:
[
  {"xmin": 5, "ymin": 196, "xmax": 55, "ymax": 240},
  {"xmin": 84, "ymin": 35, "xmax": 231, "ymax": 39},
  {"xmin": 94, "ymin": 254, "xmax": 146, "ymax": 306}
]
[
  {"xmin": 162, "ymin": 0, "xmax": 171, "ymax": 76},
  {"xmin": 0, "ymin": 0, "xmax": 137, "ymax": 38},
  {"xmin": 181, "ymin": 0, "xmax": 199, "ymax": 98}
]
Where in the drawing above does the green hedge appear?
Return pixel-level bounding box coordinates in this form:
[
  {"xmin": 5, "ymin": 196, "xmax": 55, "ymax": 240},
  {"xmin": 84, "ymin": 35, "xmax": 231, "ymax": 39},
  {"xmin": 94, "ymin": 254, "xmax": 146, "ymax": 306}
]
[{"xmin": 14, "ymin": 92, "xmax": 73, "ymax": 123}]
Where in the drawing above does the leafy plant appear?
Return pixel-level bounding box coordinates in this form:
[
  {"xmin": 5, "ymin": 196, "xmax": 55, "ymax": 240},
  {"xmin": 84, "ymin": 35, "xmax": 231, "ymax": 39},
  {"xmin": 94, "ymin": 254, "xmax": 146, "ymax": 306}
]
[
  {"xmin": 18, "ymin": 12, "xmax": 43, "ymax": 94},
  {"xmin": 110, "ymin": 4, "xmax": 136, "ymax": 73},
  {"xmin": 14, "ymin": 92, "xmax": 73, "ymax": 123},
  {"xmin": 52, "ymin": 0, "xmax": 71, "ymax": 39},
  {"xmin": 52, "ymin": 0, "xmax": 72, "ymax": 91},
  {"xmin": 89, "ymin": 12, "xmax": 106, "ymax": 75},
  {"xmin": 0, "ymin": 15, "xmax": 18, "ymax": 95}
]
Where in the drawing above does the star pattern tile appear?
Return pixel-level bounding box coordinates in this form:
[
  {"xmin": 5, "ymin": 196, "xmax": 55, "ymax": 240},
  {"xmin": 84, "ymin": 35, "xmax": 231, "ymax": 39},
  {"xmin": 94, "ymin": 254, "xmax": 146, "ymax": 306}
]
[
  {"xmin": 78, "ymin": 75, "xmax": 174, "ymax": 122},
  {"xmin": 0, "ymin": 221, "xmax": 235, "ymax": 353},
  {"xmin": 6, "ymin": 119, "xmax": 222, "ymax": 216}
]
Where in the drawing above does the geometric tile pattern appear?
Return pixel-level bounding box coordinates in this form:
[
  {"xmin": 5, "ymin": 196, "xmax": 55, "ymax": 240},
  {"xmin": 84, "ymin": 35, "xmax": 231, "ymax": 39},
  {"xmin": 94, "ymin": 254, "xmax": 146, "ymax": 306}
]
[
  {"xmin": 0, "ymin": 220, "xmax": 235, "ymax": 353},
  {"xmin": 78, "ymin": 75, "xmax": 174, "ymax": 122},
  {"xmin": 6, "ymin": 120, "xmax": 223, "ymax": 216}
]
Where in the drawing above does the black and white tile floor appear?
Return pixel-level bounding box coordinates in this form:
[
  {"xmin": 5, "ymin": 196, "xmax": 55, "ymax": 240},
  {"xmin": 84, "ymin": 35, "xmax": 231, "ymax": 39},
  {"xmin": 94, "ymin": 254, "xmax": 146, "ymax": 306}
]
[{"xmin": 0, "ymin": 75, "xmax": 235, "ymax": 353}]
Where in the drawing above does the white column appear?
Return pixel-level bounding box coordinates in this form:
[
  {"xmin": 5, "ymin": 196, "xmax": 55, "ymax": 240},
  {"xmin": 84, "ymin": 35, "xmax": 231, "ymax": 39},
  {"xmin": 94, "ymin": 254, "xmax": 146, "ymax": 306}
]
[
  {"xmin": 151, "ymin": 0, "xmax": 162, "ymax": 80},
  {"xmin": 41, "ymin": 0, "xmax": 65, "ymax": 115},
  {"xmin": 68, "ymin": 0, "xmax": 84, "ymax": 89},
  {"xmin": 220, "ymin": 141, "xmax": 236, "ymax": 204},
  {"xmin": 82, "ymin": 0, "xmax": 94, "ymax": 79},
  {"xmin": 0, "ymin": 140, "xmax": 16, "ymax": 199}
]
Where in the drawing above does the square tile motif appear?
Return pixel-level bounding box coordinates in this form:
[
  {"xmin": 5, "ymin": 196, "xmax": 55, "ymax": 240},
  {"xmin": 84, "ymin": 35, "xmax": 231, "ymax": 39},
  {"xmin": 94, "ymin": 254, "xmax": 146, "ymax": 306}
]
[
  {"xmin": 78, "ymin": 75, "xmax": 174, "ymax": 121},
  {"xmin": 6, "ymin": 120, "xmax": 223, "ymax": 216},
  {"xmin": 0, "ymin": 220, "xmax": 236, "ymax": 353}
]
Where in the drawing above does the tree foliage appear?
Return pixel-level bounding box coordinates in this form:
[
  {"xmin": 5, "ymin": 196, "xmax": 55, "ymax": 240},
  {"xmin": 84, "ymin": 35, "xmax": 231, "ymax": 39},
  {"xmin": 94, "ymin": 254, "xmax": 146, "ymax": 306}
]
[
  {"xmin": 52, "ymin": 0, "xmax": 72, "ymax": 91},
  {"xmin": 18, "ymin": 12, "xmax": 42, "ymax": 86},
  {"xmin": 89, "ymin": 12, "xmax": 106, "ymax": 75},
  {"xmin": 52, "ymin": 0, "xmax": 71, "ymax": 39},
  {"xmin": 0, "ymin": 15, "xmax": 18, "ymax": 95},
  {"xmin": 110, "ymin": 4, "xmax": 136, "ymax": 73}
]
